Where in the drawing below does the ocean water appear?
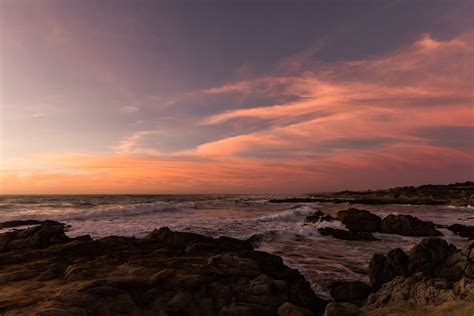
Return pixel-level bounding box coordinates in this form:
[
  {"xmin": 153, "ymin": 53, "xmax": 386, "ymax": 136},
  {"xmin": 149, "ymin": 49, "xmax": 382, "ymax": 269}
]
[{"xmin": 0, "ymin": 194, "xmax": 472, "ymax": 299}]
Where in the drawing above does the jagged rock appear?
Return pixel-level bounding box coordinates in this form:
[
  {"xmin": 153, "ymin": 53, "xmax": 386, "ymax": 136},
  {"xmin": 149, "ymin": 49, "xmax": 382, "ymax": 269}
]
[
  {"xmin": 380, "ymin": 214, "xmax": 442, "ymax": 236},
  {"xmin": 318, "ymin": 227, "xmax": 377, "ymax": 241},
  {"xmin": 363, "ymin": 274, "xmax": 474, "ymax": 314},
  {"xmin": 336, "ymin": 208, "xmax": 381, "ymax": 232},
  {"xmin": 329, "ymin": 281, "xmax": 372, "ymax": 305},
  {"xmin": 0, "ymin": 224, "xmax": 326, "ymax": 315},
  {"xmin": 0, "ymin": 221, "xmax": 71, "ymax": 252},
  {"xmin": 369, "ymin": 248, "xmax": 409, "ymax": 289},
  {"xmin": 408, "ymin": 238, "xmax": 456, "ymax": 277},
  {"xmin": 447, "ymin": 224, "xmax": 474, "ymax": 239}
]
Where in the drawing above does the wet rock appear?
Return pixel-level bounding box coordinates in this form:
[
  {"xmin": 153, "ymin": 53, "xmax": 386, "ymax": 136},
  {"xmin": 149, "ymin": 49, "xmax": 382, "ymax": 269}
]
[
  {"xmin": 380, "ymin": 214, "xmax": 442, "ymax": 236},
  {"xmin": 336, "ymin": 208, "xmax": 381, "ymax": 232},
  {"xmin": 329, "ymin": 281, "xmax": 372, "ymax": 305},
  {"xmin": 369, "ymin": 248, "xmax": 409, "ymax": 289},
  {"xmin": 318, "ymin": 227, "xmax": 377, "ymax": 241},
  {"xmin": 447, "ymin": 224, "xmax": 474, "ymax": 239},
  {"xmin": 304, "ymin": 211, "xmax": 334, "ymax": 224}
]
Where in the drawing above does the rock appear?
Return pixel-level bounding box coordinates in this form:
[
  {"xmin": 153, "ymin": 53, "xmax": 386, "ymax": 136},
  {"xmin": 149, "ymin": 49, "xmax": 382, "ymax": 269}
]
[
  {"xmin": 447, "ymin": 224, "xmax": 474, "ymax": 239},
  {"xmin": 0, "ymin": 224, "xmax": 327, "ymax": 315},
  {"xmin": 278, "ymin": 302, "xmax": 314, "ymax": 316},
  {"xmin": 408, "ymin": 238, "xmax": 456, "ymax": 277},
  {"xmin": 329, "ymin": 281, "xmax": 372, "ymax": 305},
  {"xmin": 0, "ymin": 221, "xmax": 71, "ymax": 252},
  {"xmin": 380, "ymin": 214, "xmax": 442, "ymax": 236},
  {"xmin": 439, "ymin": 240, "xmax": 474, "ymax": 281},
  {"xmin": 336, "ymin": 208, "xmax": 381, "ymax": 232},
  {"xmin": 369, "ymin": 248, "xmax": 408, "ymax": 289},
  {"xmin": 318, "ymin": 228, "xmax": 377, "ymax": 241},
  {"xmin": 0, "ymin": 219, "xmax": 50, "ymax": 229},
  {"xmin": 323, "ymin": 302, "xmax": 360, "ymax": 316},
  {"xmin": 304, "ymin": 211, "xmax": 334, "ymax": 224},
  {"xmin": 363, "ymin": 275, "xmax": 474, "ymax": 313}
]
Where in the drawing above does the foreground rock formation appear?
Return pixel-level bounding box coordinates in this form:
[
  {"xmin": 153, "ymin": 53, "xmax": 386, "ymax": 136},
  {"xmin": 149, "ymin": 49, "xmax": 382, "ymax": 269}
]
[
  {"xmin": 0, "ymin": 221, "xmax": 327, "ymax": 315},
  {"xmin": 326, "ymin": 239, "xmax": 474, "ymax": 316}
]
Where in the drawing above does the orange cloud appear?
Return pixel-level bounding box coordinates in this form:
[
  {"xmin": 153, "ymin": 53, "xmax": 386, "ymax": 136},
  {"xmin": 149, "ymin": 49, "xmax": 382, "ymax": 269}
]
[{"xmin": 1, "ymin": 32, "xmax": 473, "ymax": 194}]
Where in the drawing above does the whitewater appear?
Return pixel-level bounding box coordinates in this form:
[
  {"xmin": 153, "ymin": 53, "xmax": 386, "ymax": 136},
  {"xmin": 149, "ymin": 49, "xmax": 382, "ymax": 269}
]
[{"xmin": 0, "ymin": 194, "xmax": 472, "ymax": 299}]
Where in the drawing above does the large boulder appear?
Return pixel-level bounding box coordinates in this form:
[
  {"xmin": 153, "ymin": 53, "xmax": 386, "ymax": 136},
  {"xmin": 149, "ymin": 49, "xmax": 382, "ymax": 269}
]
[
  {"xmin": 380, "ymin": 214, "xmax": 442, "ymax": 236},
  {"xmin": 408, "ymin": 238, "xmax": 456, "ymax": 277},
  {"xmin": 439, "ymin": 240, "xmax": 474, "ymax": 281},
  {"xmin": 336, "ymin": 208, "xmax": 381, "ymax": 232},
  {"xmin": 369, "ymin": 248, "xmax": 409, "ymax": 289},
  {"xmin": 318, "ymin": 228, "xmax": 377, "ymax": 241},
  {"xmin": 329, "ymin": 281, "xmax": 372, "ymax": 305}
]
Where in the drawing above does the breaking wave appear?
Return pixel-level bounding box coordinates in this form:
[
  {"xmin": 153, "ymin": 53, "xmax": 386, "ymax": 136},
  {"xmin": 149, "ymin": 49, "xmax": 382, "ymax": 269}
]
[{"xmin": 1, "ymin": 201, "xmax": 197, "ymax": 222}]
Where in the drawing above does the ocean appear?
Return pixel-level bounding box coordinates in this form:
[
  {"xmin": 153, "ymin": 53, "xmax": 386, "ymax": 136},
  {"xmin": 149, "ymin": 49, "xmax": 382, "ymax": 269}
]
[{"xmin": 0, "ymin": 194, "xmax": 472, "ymax": 299}]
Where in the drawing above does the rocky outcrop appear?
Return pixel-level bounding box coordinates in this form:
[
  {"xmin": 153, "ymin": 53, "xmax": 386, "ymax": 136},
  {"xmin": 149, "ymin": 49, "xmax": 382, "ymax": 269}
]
[
  {"xmin": 363, "ymin": 275, "xmax": 474, "ymax": 315},
  {"xmin": 336, "ymin": 209, "xmax": 382, "ymax": 232},
  {"xmin": 0, "ymin": 224, "xmax": 327, "ymax": 315},
  {"xmin": 0, "ymin": 220, "xmax": 72, "ymax": 252},
  {"xmin": 380, "ymin": 214, "xmax": 442, "ymax": 236},
  {"xmin": 369, "ymin": 238, "xmax": 473, "ymax": 290},
  {"xmin": 369, "ymin": 248, "xmax": 409, "ymax": 289},
  {"xmin": 354, "ymin": 239, "xmax": 474, "ymax": 315},
  {"xmin": 304, "ymin": 211, "xmax": 334, "ymax": 223},
  {"xmin": 448, "ymin": 224, "xmax": 474, "ymax": 239},
  {"xmin": 317, "ymin": 228, "xmax": 377, "ymax": 241}
]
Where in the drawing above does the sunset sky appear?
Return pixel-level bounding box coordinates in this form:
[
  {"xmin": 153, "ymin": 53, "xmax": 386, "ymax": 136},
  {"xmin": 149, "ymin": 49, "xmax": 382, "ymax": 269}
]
[{"xmin": 0, "ymin": 0, "xmax": 473, "ymax": 194}]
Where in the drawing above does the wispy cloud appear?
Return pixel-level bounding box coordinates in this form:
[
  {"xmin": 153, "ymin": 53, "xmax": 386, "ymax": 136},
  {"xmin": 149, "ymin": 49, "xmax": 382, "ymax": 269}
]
[{"xmin": 120, "ymin": 105, "xmax": 140, "ymax": 113}]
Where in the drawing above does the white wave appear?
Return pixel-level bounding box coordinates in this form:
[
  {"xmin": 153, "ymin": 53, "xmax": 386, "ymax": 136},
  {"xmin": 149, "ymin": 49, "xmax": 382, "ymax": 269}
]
[
  {"xmin": 1, "ymin": 201, "xmax": 197, "ymax": 222},
  {"xmin": 250, "ymin": 205, "xmax": 319, "ymax": 223}
]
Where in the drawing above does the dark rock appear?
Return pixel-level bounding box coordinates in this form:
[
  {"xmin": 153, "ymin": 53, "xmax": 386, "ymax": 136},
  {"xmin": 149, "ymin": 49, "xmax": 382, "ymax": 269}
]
[
  {"xmin": 217, "ymin": 236, "xmax": 253, "ymax": 251},
  {"xmin": 0, "ymin": 221, "xmax": 71, "ymax": 252},
  {"xmin": 0, "ymin": 224, "xmax": 327, "ymax": 315},
  {"xmin": 336, "ymin": 209, "xmax": 381, "ymax": 232},
  {"xmin": 318, "ymin": 228, "xmax": 377, "ymax": 241},
  {"xmin": 0, "ymin": 219, "xmax": 54, "ymax": 229},
  {"xmin": 329, "ymin": 281, "xmax": 372, "ymax": 305},
  {"xmin": 380, "ymin": 214, "xmax": 442, "ymax": 236},
  {"xmin": 408, "ymin": 238, "xmax": 456, "ymax": 277},
  {"xmin": 369, "ymin": 248, "xmax": 409, "ymax": 289},
  {"xmin": 447, "ymin": 224, "xmax": 474, "ymax": 239},
  {"xmin": 305, "ymin": 211, "xmax": 334, "ymax": 224},
  {"xmin": 323, "ymin": 302, "xmax": 360, "ymax": 316},
  {"xmin": 278, "ymin": 302, "xmax": 313, "ymax": 316}
]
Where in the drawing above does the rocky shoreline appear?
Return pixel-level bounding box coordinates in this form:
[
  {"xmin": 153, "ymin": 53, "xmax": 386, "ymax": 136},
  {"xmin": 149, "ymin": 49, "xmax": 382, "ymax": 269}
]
[{"xmin": 0, "ymin": 218, "xmax": 473, "ymax": 316}]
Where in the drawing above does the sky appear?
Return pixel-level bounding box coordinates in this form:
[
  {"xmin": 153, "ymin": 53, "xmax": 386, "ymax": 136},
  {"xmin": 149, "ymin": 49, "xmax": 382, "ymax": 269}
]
[{"xmin": 0, "ymin": 0, "xmax": 473, "ymax": 194}]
